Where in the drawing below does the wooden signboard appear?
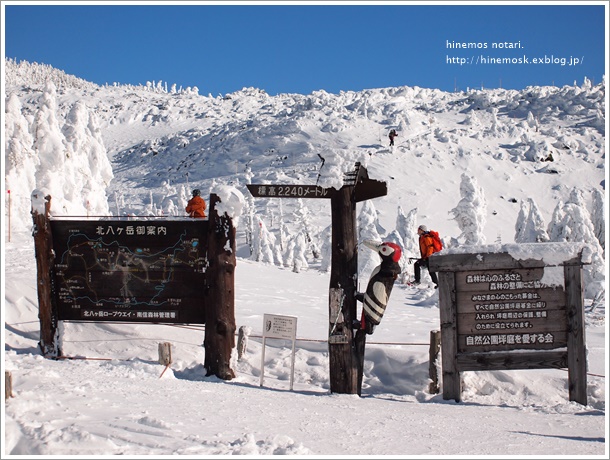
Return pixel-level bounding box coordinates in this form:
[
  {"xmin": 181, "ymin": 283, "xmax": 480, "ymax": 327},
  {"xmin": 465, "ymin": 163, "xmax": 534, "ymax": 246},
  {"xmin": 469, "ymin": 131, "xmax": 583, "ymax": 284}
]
[
  {"xmin": 50, "ymin": 219, "xmax": 208, "ymax": 324},
  {"xmin": 429, "ymin": 246, "xmax": 587, "ymax": 405},
  {"xmin": 455, "ymin": 268, "xmax": 568, "ymax": 352}
]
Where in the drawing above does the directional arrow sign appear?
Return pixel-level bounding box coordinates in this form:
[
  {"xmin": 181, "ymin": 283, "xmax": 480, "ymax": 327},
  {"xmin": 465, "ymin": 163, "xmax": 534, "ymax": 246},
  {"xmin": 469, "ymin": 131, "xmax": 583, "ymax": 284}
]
[{"xmin": 246, "ymin": 184, "xmax": 334, "ymax": 199}]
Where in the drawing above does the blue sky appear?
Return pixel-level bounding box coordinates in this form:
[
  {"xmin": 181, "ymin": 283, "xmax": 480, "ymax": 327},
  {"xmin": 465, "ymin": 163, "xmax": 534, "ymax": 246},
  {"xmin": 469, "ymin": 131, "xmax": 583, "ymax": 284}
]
[{"xmin": 3, "ymin": 2, "xmax": 607, "ymax": 95}]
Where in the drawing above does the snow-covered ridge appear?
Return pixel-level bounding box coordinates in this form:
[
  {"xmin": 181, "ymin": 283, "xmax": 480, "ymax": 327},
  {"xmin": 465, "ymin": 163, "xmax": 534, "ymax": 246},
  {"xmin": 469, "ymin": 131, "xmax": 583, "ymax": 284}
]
[{"xmin": 4, "ymin": 59, "xmax": 606, "ymax": 303}]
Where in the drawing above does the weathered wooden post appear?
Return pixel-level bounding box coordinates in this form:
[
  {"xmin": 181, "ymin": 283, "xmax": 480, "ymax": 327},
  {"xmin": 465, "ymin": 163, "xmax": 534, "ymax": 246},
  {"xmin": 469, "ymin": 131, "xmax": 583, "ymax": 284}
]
[
  {"xmin": 332, "ymin": 164, "xmax": 388, "ymax": 395},
  {"xmin": 31, "ymin": 192, "xmax": 60, "ymax": 358},
  {"xmin": 5, "ymin": 371, "xmax": 13, "ymax": 400},
  {"xmin": 158, "ymin": 342, "xmax": 173, "ymax": 366},
  {"xmin": 246, "ymin": 162, "xmax": 386, "ymax": 395},
  {"xmin": 428, "ymin": 329, "xmax": 441, "ymax": 394},
  {"xmin": 328, "ymin": 185, "xmax": 360, "ymax": 394},
  {"xmin": 564, "ymin": 262, "xmax": 587, "ymax": 405},
  {"xmin": 204, "ymin": 193, "xmax": 237, "ymax": 380},
  {"xmin": 237, "ymin": 325, "xmax": 249, "ymax": 361}
]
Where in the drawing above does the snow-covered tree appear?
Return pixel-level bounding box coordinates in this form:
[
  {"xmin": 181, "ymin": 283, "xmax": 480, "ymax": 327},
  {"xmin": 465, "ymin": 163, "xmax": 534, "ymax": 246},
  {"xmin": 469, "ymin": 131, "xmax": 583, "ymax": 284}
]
[
  {"xmin": 284, "ymin": 231, "xmax": 309, "ymax": 273},
  {"xmin": 357, "ymin": 200, "xmax": 383, "ymax": 287},
  {"xmin": 394, "ymin": 206, "xmax": 419, "ymax": 283},
  {"xmin": 157, "ymin": 181, "xmax": 179, "ymax": 216},
  {"xmin": 276, "ymin": 200, "xmax": 289, "ymax": 254},
  {"xmin": 5, "ymin": 92, "xmax": 37, "ymax": 232},
  {"xmin": 62, "ymin": 100, "xmax": 113, "ymax": 216},
  {"xmin": 384, "ymin": 229, "xmax": 409, "ymax": 284},
  {"xmin": 32, "ymin": 81, "xmax": 71, "ymax": 214},
  {"xmin": 514, "ymin": 198, "xmax": 549, "ymax": 243},
  {"xmin": 318, "ymin": 225, "xmax": 332, "ymax": 272},
  {"xmin": 514, "ymin": 200, "xmax": 529, "ymax": 243},
  {"xmin": 294, "ymin": 198, "xmax": 320, "ymax": 260},
  {"xmin": 590, "ymin": 187, "xmax": 605, "ymax": 254},
  {"xmin": 250, "ymin": 216, "xmax": 276, "ymax": 264},
  {"xmin": 547, "ymin": 187, "xmax": 605, "ymax": 299},
  {"xmin": 449, "ymin": 173, "xmax": 487, "ymax": 245},
  {"xmin": 526, "ymin": 111, "xmax": 539, "ymax": 132},
  {"xmin": 396, "ymin": 206, "xmax": 419, "ymax": 257},
  {"xmin": 547, "ymin": 200, "xmax": 565, "ymax": 242}
]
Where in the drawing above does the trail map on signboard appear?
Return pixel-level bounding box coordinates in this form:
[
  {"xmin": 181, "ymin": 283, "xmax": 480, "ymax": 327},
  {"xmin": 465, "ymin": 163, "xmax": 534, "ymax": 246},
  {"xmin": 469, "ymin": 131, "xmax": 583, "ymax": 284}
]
[{"xmin": 50, "ymin": 219, "xmax": 208, "ymax": 324}]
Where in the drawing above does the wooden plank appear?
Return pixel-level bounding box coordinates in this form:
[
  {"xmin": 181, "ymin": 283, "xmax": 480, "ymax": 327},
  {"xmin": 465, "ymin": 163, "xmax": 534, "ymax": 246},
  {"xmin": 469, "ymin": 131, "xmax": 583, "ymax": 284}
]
[
  {"xmin": 564, "ymin": 264, "xmax": 587, "ymax": 405},
  {"xmin": 438, "ymin": 272, "xmax": 461, "ymax": 402},
  {"xmin": 456, "ymin": 287, "xmax": 565, "ymax": 310},
  {"xmin": 354, "ymin": 178, "xmax": 387, "ymax": 202},
  {"xmin": 457, "ymin": 308, "xmax": 568, "ymax": 334},
  {"xmin": 429, "ymin": 250, "xmax": 583, "ymax": 272},
  {"xmin": 456, "ymin": 350, "xmax": 568, "ymax": 371},
  {"xmin": 455, "ymin": 268, "xmax": 546, "ymax": 290},
  {"xmin": 429, "ymin": 252, "xmax": 546, "ymax": 272},
  {"xmin": 457, "ymin": 331, "xmax": 568, "ymax": 353}
]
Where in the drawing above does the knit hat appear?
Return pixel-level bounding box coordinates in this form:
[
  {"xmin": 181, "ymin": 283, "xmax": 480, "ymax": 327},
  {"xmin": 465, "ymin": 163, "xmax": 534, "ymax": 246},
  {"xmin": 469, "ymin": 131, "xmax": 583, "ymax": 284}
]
[{"xmin": 418, "ymin": 225, "xmax": 428, "ymax": 232}]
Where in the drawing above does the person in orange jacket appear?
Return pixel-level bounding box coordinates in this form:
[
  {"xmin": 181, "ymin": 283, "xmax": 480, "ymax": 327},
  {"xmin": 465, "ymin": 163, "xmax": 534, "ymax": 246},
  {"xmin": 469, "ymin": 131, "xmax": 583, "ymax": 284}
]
[
  {"xmin": 413, "ymin": 225, "xmax": 438, "ymax": 287},
  {"xmin": 186, "ymin": 189, "xmax": 207, "ymax": 218}
]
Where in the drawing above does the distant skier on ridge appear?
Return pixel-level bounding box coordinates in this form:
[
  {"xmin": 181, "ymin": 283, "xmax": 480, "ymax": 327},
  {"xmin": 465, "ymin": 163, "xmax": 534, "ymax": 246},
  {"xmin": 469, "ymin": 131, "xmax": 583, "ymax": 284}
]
[{"xmin": 389, "ymin": 129, "xmax": 398, "ymax": 147}]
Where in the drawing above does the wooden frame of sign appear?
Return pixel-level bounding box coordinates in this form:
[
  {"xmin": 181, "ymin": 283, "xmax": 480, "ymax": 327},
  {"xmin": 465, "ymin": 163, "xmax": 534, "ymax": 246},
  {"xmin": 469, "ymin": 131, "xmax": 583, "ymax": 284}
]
[
  {"xmin": 428, "ymin": 246, "xmax": 587, "ymax": 405},
  {"xmin": 31, "ymin": 192, "xmax": 236, "ymax": 381}
]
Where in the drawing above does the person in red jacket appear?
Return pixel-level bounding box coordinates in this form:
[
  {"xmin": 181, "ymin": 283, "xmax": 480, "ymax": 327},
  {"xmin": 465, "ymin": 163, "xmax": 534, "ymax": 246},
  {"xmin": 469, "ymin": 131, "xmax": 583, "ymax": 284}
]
[
  {"xmin": 186, "ymin": 189, "xmax": 207, "ymax": 218},
  {"xmin": 413, "ymin": 225, "xmax": 438, "ymax": 288}
]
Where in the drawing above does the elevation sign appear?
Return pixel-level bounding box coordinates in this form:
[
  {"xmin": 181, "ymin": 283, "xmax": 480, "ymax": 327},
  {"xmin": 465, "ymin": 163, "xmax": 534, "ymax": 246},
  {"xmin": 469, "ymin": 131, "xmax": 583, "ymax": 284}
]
[{"xmin": 246, "ymin": 184, "xmax": 333, "ymax": 199}]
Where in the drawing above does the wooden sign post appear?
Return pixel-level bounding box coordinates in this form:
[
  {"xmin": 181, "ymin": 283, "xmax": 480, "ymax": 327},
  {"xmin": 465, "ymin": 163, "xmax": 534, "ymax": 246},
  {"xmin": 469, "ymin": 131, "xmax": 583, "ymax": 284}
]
[
  {"xmin": 31, "ymin": 192, "xmax": 60, "ymax": 358},
  {"xmin": 247, "ymin": 162, "xmax": 387, "ymax": 395}
]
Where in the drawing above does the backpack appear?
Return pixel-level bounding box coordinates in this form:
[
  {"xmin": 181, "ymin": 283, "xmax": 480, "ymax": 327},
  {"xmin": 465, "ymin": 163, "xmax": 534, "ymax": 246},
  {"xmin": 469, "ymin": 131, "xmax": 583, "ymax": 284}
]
[{"xmin": 429, "ymin": 230, "xmax": 443, "ymax": 253}]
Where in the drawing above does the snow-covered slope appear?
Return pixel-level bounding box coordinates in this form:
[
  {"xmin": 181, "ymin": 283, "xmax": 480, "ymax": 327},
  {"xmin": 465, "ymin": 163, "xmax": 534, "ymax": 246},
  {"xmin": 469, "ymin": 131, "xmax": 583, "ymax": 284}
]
[
  {"xmin": 3, "ymin": 59, "xmax": 606, "ymax": 457},
  {"xmin": 5, "ymin": 59, "xmax": 604, "ymax": 250}
]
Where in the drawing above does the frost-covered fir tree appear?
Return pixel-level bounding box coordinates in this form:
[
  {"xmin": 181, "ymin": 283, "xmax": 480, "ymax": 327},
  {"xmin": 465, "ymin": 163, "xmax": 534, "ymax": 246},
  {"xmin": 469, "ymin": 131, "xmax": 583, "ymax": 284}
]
[
  {"xmin": 284, "ymin": 231, "xmax": 309, "ymax": 273},
  {"xmin": 318, "ymin": 225, "xmax": 332, "ymax": 272},
  {"xmin": 250, "ymin": 216, "xmax": 277, "ymax": 265},
  {"xmin": 294, "ymin": 198, "xmax": 320, "ymax": 260},
  {"xmin": 277, "ymin": 200, "xmax": 288, "ymax": 254},
  {"xmin": 384, "ymin": 229, "xmax": 409, "ymax": 284},
  {"xmin": 32, "ymin": 81, "xmax": 72, "ymax": 215},
  {"xmin": 514, "ymin": 198, "xmax": 549, "ymax": 243},
  {"xmin": 449, "ymin": 173, "xmax": 487, "ymax": 245},
  {"xmin": 590, "ymin": 187, "xmax": 605, "ymax": 254},
  {"xmin": 357, "ymin": 200, "xmax": 384, "ymax": 287},
  {"xmin": 243, "ymin": 167, "xmax": 255, "ymax": 255},
  {"xmin": 547, "ymin": 200, "xmax": 565, "ymax": 242},
  {"xmin": 546, "ymin": 187, "xmax": 605, "ymax": 300},
  {"xmin": 394, "ymin": 205, "xmax": 419, "ymax": 283},
  {"xmin": 158, "ymin": 181, "xmax": 179, "ymax": 216},
  {"xmin": 4, "ymin": 92, "xmax": 37, "ymax": 232},
  {"xmin": 178, "ymin": 185, "xmax": 190, "ymax": 216},
  {"xmin": 62, "ymin": 100, "xmax": 113, "ymax": 216},
  {"xmin": 514, "ymin": 200, "xmax": 529, "ymax": 243}
]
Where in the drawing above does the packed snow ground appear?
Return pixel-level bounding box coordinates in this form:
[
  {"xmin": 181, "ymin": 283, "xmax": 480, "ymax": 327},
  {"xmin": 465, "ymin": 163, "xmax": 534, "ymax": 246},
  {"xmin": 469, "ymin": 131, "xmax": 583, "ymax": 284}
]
[{"xmin": 2, "ymin": 60, "xmax": 608, "ymax": 456}]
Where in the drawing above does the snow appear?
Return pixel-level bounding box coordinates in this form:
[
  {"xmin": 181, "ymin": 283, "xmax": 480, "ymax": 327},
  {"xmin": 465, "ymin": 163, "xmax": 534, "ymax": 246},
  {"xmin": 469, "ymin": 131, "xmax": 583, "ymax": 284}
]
[{"xmin": 2, "ymin": 59, "xmax": 608, "ymax": 456}]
